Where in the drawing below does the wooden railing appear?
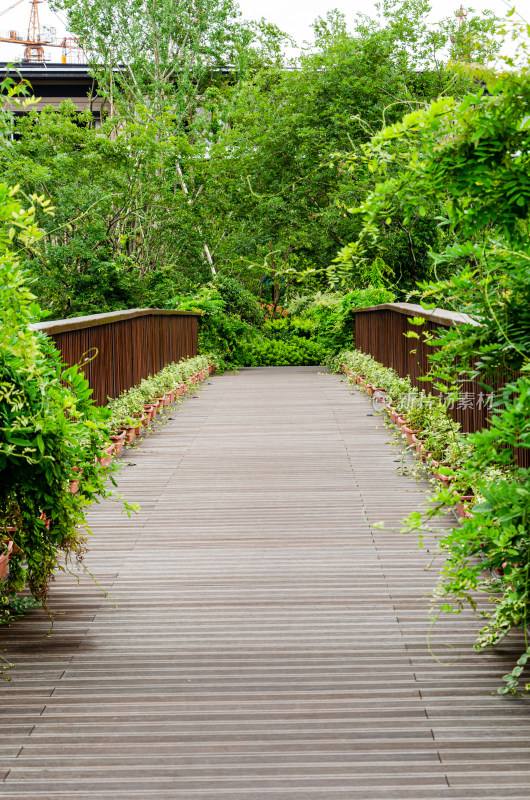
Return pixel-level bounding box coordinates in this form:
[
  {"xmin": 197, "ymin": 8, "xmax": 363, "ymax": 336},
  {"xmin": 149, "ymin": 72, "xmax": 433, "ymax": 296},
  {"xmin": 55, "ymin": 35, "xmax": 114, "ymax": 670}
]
[
  {"xmin": 31, "ymin": 308, "xmax": 201, "ymax": 405},
  {"xmin": 352, "ymin": 302, "xmax": 514, "ymax": 436}
]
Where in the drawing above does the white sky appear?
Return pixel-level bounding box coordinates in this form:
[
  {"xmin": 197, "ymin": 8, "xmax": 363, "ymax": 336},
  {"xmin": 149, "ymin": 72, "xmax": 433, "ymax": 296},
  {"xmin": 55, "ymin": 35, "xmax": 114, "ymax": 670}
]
[
  {"xmin": 237, "ymin": 0, "xmax": 516, "ymax": 45},
  {"xmin": 0, "ymin": 0, "xmax": 520, "ymax": 61}
]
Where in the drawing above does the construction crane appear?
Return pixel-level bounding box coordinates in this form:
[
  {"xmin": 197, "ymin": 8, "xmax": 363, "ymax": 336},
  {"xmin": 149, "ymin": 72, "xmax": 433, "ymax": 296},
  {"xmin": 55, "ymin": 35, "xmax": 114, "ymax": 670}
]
[
  {"xmin": 0, "ymin": 0, "xmax": 84, "ymax": 63},
  {"xmin": 450, "ymin": 4, "xmax": 471, "ymax": 63}
]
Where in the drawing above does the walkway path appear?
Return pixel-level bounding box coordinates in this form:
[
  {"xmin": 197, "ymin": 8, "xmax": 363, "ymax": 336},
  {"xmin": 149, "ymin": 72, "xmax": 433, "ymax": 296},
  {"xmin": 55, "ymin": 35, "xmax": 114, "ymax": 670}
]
[{"xmin": 1, "ymin": 366, "xmax": 529, "ymax": 799}]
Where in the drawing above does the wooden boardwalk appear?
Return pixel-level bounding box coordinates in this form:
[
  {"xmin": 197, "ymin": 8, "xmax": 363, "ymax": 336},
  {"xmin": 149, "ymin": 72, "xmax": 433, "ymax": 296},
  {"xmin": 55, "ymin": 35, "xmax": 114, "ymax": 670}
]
[{"xmin": 1, "ymin": 365, "xmax": 529, "ymax": 799}]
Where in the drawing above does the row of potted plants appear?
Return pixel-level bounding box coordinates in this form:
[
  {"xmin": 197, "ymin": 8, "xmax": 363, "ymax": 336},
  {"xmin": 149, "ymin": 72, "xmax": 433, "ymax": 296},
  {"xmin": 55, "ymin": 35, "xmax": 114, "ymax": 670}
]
[
  {"xmin": 53, "ymin": 355, "xmax": 215, "ymax": 496},
  {"xmin": 2, "ymin": 356, "xmax": 215, "ymax": 586},
  {"xmin": 334, "ymin": 348, "xmax": 482, "ymax": 519},
  {"xmin": 333, "ymin": 350, "xmax": 530, "ymax": 697},
  {"xmin": 1, "ymin": 355, "xmax": 214, "ymax": 597},
  {"xmin": 99, "ymin": 355, "xmax": 215, "ymax": 471}
]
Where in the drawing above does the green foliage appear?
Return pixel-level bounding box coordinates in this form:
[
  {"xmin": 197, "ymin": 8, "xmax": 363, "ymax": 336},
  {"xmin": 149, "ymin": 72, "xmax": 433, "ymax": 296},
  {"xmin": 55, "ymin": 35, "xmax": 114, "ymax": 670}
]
[
  {"xmin": 213, "ymin": 275, "xmax": 265, "ymax": 326},
  {"xmin": 51, "ymin": 0, "xmax": 239, "ymax": 121},
  {"xmin": 343, "ymin": 64, "xmax": 530, "ymax": 378},
  {"xmin": 0, "ymin": 596, "xmax": 41, "ymax": 626},
  {"xmin": 0, "ymin": 1, "xmax": 503, "ymax": 318},
  {"xmin": 238, "ymin": 336, "xmax": 327, "ymax": 367},
  {"xmin": 337, "ymin": 347, "xmax": 530, "ymax": 693},
  {"xmin": 0, "ymin": 185, "xmax": 115, "ymax": 615},
  {"xmin": 287, "ymin": 287, "xmax": 396, "ymax": 353},
  {"xmin": 0, "ymin": 103, "xmax": 213, "ymax": 317},
  {"xmin": 106, "ymin": 356, "xmax": 212, "ymax": 432},
  {"xmin": 170, "ymin": 284, "xmax": 393, "ymax": 369},
  {"xmin": 171, "ymin": 285, "xmax": 257, "ymax": 368},
  {"xmin": 423, "ymin": 382, "xmax": 530, "ymax": 694}
]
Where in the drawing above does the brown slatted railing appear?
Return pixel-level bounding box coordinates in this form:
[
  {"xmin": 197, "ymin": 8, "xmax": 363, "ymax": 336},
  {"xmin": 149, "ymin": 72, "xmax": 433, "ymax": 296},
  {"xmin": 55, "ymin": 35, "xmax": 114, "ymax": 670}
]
[
  {"xmin": 352, "ymin": 302, "xmax": 528, "ymax": 467},
  {"xmin": 31, "ymin": 308, "xmax": 201, "ymax": 405}
]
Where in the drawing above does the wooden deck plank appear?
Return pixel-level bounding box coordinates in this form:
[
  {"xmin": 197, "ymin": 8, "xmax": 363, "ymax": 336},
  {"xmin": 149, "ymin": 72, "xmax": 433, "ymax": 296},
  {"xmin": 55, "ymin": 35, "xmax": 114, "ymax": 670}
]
[{"xmin": 0, "ymin": 366, "xmax": 529, "ymax": 798}]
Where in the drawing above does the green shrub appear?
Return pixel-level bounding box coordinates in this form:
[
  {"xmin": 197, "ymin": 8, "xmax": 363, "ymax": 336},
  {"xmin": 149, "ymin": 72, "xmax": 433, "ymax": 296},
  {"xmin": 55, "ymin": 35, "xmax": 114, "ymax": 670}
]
[
  {"xmin": 287, "ymin": 287, "xmax": 396, "ymax": 354},
  {"xmin": 0, "ymin": 185, "xmax": 116, "ymax": 615},
  {"xmin": 239, "ymin": 337, "xmax": 327, "ymax": 367},
  {"xmin": 213, "ymin": 275, "xmax": 265, "ymax": 326}
]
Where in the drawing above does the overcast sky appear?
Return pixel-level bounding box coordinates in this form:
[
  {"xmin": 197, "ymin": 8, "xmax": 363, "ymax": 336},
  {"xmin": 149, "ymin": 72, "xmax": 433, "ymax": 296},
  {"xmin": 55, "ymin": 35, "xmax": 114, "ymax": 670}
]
[{"xmin": 0, "ymin": 0, "xmax": 518, "ymax": 62}]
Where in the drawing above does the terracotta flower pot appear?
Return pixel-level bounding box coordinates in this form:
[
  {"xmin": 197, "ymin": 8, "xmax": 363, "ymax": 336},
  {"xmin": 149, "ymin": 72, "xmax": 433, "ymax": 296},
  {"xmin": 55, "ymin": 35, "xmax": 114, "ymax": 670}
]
[
  {"xmin": 434, "ymin": 471, "xmax": 453, "ymax": 488},
  {"xmin": 69, "ymin": 466, "xmax": 82, "ymax": 492},
  {"xmin": 124, "ymin": 426, "xmax": 136, "ymax": 445},
  {"xmin": 455, "ymin": 495, "xmax": 474, "ymax": 519},
  {"xmin": 178, "ymin": 384, "xmax": 188, "ymax": 396},
  {"xmin": 389, "ymin": 407, "xmax": 399, "ymax": 424},
  {"xmin": 359, "ymin": 380, "xmax": 373, "ymax": 395},
  {"xmin": 133, "ymin": 412, "xmax": 147, "ymax": 431},
  {"xmin": 143, "ymin": 404, "xmax": 155, "ymax": 422},
  {"xmin": 99, "ymin": 443, "xmax": 114, "ymax": 468},
  {"xmin": 0, "ymin": 536, "xmax": 19, "ymax": 582},
  {"xmin": 110, "ymin": 430, "xmax": 126, "ymax": 457},
  {"xmin": 39, "ymin": 511, "xmax": 51, "ymax": 530},
  {"xmin": 0, "ymin": 544, "xmax": 12, "ymax": 581},
  {"xmin": 166, "ymin": 390, "xmax": 175, "ymax": 404},
  {"xmin": 411, "ymin": 433, "xmax": 424, "ymax": 458},
  {"xmin": 208, "ymin": 363, "xmax": 215, "ymax": 375},
  {"xmin": 402, "ymin": 425, "xmax": 420, "ymax": 446}
]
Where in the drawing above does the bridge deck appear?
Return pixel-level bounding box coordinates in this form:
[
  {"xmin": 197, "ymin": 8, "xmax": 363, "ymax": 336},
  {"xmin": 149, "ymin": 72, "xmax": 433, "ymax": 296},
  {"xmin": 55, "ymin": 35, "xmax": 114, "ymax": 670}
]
[{"xmin": 1, "ymin": 366, "xmax": 529, "ymax": 799}]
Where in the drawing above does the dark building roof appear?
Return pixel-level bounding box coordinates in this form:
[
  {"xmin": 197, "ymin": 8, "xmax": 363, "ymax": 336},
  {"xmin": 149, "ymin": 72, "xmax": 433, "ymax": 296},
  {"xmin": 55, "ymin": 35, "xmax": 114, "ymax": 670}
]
[{"xmin": 0, "ymin": 61, "xmax": 104, "ymax": 116}]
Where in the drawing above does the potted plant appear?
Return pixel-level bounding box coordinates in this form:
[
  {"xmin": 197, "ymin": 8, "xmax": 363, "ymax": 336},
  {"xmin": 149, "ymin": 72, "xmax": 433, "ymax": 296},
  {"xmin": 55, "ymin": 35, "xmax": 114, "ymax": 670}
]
[
  {"xmin": 143, "ymin": 403, "xmax": 155, "ymax": 422},
  {"xmin": 99, "ymin": 443, "xmax": 114, "ymax": 468},
  {"xmin": 69, "ymin": 466, "xmax": 81, "ymax": 495},
  {"xmin": 110, "ymin": 429, "xmax": 126, "ymax": 456},
  {"xmin": 402, "ymin": 423, "xmax": 420, "ymax": 446},
  {"xmin": 0, "ymin": 536, "xmax": 20, "ymax": 583},
  {"xmin": 133, "ymin": 413, "xmax": 147, "ymax": 432}
]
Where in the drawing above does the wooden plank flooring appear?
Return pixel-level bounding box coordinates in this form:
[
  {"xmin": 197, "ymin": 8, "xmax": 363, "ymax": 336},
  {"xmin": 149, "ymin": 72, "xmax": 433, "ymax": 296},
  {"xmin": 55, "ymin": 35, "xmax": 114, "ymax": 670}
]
[{"xmin": 1, "ymin": 365, "xmax": 529, "ymax": 799}]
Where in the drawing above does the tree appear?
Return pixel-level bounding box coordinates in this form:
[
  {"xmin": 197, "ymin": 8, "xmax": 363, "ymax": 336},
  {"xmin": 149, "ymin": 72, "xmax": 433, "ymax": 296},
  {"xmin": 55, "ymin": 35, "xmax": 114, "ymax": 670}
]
[
  {"xmin": 0, "ymin": 101, "xmax": 218, "ymax": 316},
  {"xmin": 200, "ymin": 1, "xmax": 499, "ymax": 296},
  {"xmin": 51, "ymin": 0, "xmax": 239, "ymax": 122}
]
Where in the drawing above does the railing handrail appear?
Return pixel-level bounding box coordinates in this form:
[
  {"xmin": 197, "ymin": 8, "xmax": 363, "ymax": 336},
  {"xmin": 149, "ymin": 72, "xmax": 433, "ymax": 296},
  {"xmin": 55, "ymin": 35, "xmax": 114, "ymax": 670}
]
[
  {"xmin": 351, "ymin": 302, "xmax": 479, "ymax": 328},
  {"xmin": 30, "ymin": 308, "xmax": 202, "ymax": 336}
]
